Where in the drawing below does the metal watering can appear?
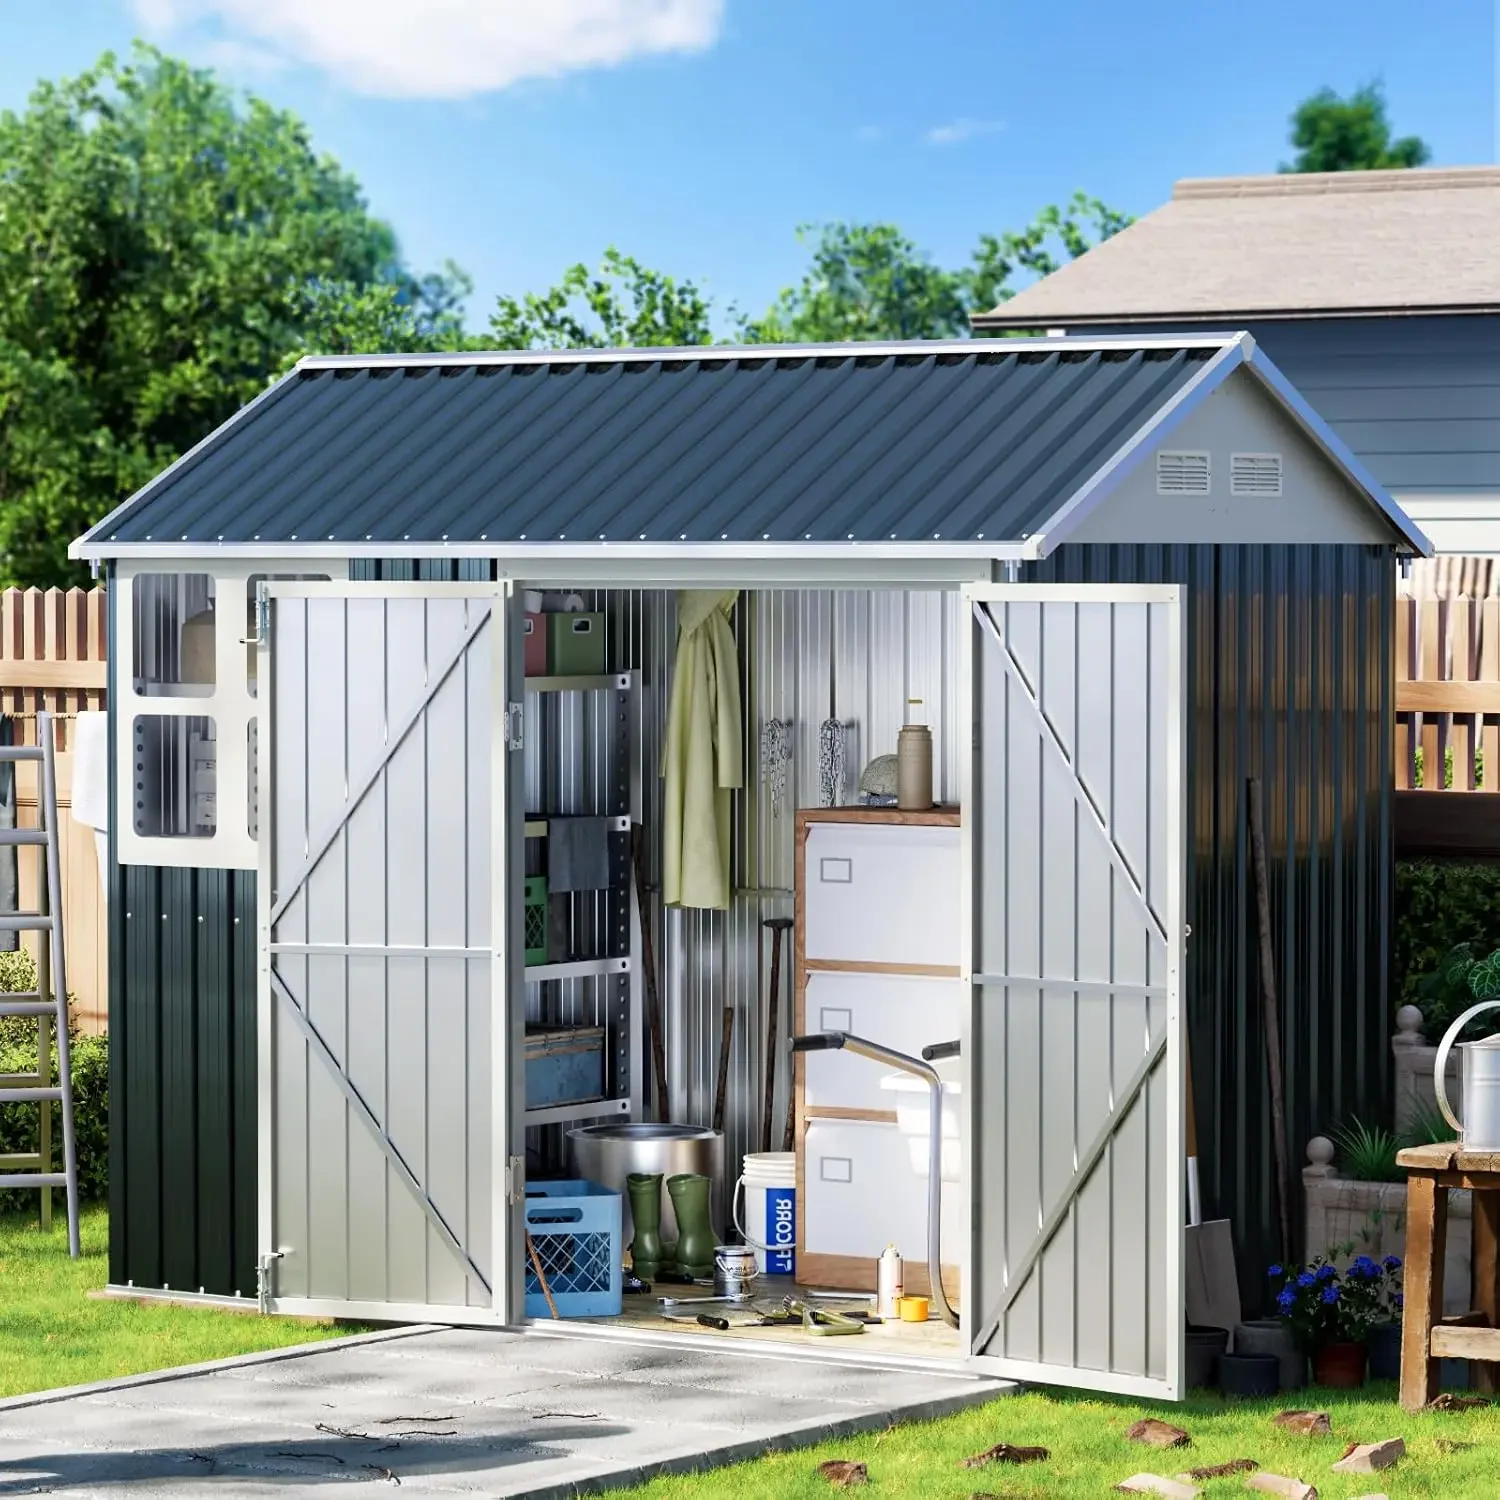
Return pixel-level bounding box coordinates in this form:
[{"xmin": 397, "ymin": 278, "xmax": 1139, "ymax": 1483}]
[{"xmin": 1434, "ymin": 1000, "xmax": 1500, "ymax": 1152}]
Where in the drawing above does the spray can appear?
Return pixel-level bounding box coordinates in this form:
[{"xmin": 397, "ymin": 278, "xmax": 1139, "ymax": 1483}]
[{"xmin": 876, "ymin": 1243, "xmax": 904, "ymax": 1320}]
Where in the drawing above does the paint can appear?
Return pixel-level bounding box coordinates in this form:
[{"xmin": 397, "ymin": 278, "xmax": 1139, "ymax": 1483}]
[
  {"xmin": 732, "ymin": 1150, "xmax": 796, "ymax": 1276},
  {"xmin": 713, "ymin": 1244, "xmax": 758, "ymax": 1301}
]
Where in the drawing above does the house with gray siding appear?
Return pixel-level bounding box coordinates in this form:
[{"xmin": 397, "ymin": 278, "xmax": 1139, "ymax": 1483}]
[{"xmin": 974, "ymin": 167, "xmax": 1500, "ymax": 557}]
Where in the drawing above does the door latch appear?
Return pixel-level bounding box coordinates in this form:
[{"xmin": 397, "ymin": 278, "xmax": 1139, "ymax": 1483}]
[
  {"xmin": 256, "ymin": 1249, "xmax": 285, "ymax": 1314},
  {"xmin": 504, "ymin": 1155, "xmax": 525, "ymax": 1206},
  {"xmin": 239, "ymin": 596, "xmax": 270, "ymax": 648},
  {"xmin": 505, "ymin": 702, "xmax": 524, "ymax": 751}
]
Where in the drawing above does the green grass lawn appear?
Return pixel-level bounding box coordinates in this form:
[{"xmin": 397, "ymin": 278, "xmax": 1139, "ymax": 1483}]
[
  {"xmin": 607, "ymin": 1382, "xmax": 1500, "ymax": 1497},
  {"xmin": 0, "ymin": 1206, "xmax": 351, "ymax": 1398}
]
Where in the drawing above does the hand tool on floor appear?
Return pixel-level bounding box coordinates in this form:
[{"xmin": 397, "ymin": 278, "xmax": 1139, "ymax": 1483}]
[
  {"xmin": 1183, "ymin": 1026, "xmax": 1241, "ymax": 1339},
  {"xmin": 631, "ymin": 823, "xmax": 672, "ymax": 1123},
  {"xmin": 713, "ymin": 1004, "xmax": 733, "ymax": 1135},
  {"xmin": 761, "ymin": 917, "xmax": 794, "ymax": 1153},
  {"xmin": 1248, "ymin": 776, "xmax": 1293, "ymax": 1265},
  {"xmin": 781, "ymin": 1296, "xmax": 865, "ymax": 1336},
  {"xmin": 662, "ymin": 1312, "xmax": 731, "ymax": 1331}
]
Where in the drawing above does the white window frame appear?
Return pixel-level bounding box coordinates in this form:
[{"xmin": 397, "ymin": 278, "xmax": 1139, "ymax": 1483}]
[{"xmin": 115, "ymin": 558, "xmax": 334, "ymax": 870}]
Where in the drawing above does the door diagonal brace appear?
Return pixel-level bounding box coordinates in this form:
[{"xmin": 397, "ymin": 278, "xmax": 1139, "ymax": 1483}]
[
  {"xmin": 977, "ymin": 1024, "xmax": 1166, "ymax": 1352},
  {"xmin": 974, "ymin": 601, "xmax": 1168, "ymax": 948},
  {"xmin": 269, "ymin": 969, "xmax": 490, "ymax": 1295},
  {"xmin": 271, "ymin": 604, "xmax": 490, "ymax": 927}
]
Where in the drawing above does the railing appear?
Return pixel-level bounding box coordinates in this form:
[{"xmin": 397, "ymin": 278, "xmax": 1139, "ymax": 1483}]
[
  {"xmin": 1395, "ymin": 591, "xmax": 1500, "ymax": 857},
  {"xmin": 0, "ymin": 588, "xmax": 107, "ymax": 1032}
]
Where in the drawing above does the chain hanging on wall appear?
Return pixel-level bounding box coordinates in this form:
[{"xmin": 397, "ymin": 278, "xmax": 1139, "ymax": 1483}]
[
  {"xmin": 818, "ymin": 719, "xmax": 846, "ymax": 808},
  {"xmin": 760, "ymin": 718, "xmax": 792, "ymax": 817}
]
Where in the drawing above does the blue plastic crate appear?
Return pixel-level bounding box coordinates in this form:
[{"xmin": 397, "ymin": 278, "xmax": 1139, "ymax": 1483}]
[{"xmin": 524, "ymin": 1179, "xmax": 622, "ymax": 1318}]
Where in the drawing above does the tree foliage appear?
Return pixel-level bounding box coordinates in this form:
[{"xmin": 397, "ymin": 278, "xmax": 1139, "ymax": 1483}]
[
  {"xmin": 1281, "ymin": 82, "xmax": 1431, "ymax": 173},
  {"xmin": 493, "ymin": 195, "xmax": 1131, "ymax": 351},
  {"xmin": 489, "ymin": 249, "xmax": 716, "ymax": 349},
  {"xmin": 0, "ymin": 44, "xmax": 464, "ymax": 585}
]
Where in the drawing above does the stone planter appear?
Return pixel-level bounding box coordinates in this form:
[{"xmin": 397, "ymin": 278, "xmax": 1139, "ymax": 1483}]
[
  {"xmin": 1393, "ymin": 1004, "xmax": 1462, "ymax": 1133},
  {"xmin": 1303, "ymin": 1137, "xmax": 1471, "ymax": 1314}
]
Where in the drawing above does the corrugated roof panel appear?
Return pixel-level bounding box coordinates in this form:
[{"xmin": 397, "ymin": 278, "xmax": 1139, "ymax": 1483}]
[{"xmin": 95, "ymin": 345, "xmax": 1222, "ymax": 546}]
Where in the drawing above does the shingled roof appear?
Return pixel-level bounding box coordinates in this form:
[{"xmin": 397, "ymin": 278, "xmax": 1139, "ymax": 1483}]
[{"xmin": 974, "ymin": 166, "xmax": 1500, "ymax": 330}]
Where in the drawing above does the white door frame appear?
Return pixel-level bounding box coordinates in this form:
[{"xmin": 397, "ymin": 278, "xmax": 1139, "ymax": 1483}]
[
  {"xmin": 958, "ymin": 581, "xmax": 1185, "ymax": 1400},
  {"xmin": 256, "ymin": 579, "xmax": 518, "ymax": 1325}
]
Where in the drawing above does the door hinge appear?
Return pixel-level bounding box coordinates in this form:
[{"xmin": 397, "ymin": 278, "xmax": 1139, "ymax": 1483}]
[
  {"xmin": 256, "ymin": 1249, "xmax": 284, "ymax": 1314},
  {"xmin": 505, "ymin": 1155, "xmax": 525, "ymax": 1206},
  {"xmin": 505, "ymin": 702, "xmax": 524, "ymax": 751}
]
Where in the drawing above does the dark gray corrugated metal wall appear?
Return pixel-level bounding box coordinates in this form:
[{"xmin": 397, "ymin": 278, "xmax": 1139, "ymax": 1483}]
[
  {"xmin": 1034, "ymin": 543, "xmax": 1394, "ymax": 1305},
  {"xmin": 110, "ymin": 545, "xmax": 1395, "ymax": 1314}
]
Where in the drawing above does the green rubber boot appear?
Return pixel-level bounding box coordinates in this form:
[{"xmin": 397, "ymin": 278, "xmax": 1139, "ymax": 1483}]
[
  {"xmin": 667, "ymin": 1173, "xmax": 715, "ymax": 1279},
  {"xmin": 626, "ymin": 1173, "xmax": 665, "ymax": 1279}
]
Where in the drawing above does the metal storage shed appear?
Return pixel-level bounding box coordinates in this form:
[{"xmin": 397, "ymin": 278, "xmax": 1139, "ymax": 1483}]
[{"xmin": 74, "ymin": 332, "xmax": 1428, "ymax": 1400}]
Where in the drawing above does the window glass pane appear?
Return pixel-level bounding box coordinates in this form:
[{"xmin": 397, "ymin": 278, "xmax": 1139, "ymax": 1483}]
[
  {"xmin": 132, "ymin": 715, "xmax": 216, "ymax": 837},
  {"xmin": 132, "ymin": 574, "xmax": 216, "ymax": 697}
]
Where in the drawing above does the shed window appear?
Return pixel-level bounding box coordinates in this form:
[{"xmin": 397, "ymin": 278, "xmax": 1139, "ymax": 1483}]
[
  {"xmin": 132, "ymin": 574, "xmax": 216, "ymax": 695},
  {"xmin": 1156, "ymin": 451, "xmax": 1211, "ymax": 495},
  {"xmin": 133, "ymin": 714, "xmax": 217, "ymax": 837}
]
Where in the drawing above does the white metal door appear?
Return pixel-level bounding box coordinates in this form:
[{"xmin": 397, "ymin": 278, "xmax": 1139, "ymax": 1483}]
[
  {"xmin": 257, "ymin": 582, "xmax": 517, "ymax": 1323},
  {"xmin": 963, "ymin": 583, "xmax": 1184, "ymax": 1398}
]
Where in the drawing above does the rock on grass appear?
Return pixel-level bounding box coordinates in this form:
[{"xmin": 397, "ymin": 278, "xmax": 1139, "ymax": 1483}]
[
  {"xmin": 1330, "ymin": 1439, "xmax": 1405, "ymax": 1475},
  {"xmin": 1245, "ymin": 1475, "xmax": 1318, "ymax": 1498},
  {"xmin": 961, "ymin": 1442, "xmax": 1049, "ymax": 1467},
  {"xmin": 817, "ymin": 1459, "xmax": 868, "ymax": 1487},
  {"xmin": 1272, "ymin": 1410, "xmax": 1332, "ymax": 1436},
  {"xmin": 1127, "ymin": 1418, "xmax": 1191, "ymax": 1448},
  {"xmin": 1176, "ymin": 1458, "xmax": 1257, "ymax": 1480}
]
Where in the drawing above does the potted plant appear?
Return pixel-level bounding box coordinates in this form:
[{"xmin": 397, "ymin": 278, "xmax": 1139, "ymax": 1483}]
[
  {"xmin": 1357, "ymin": 1254, "xmax": 1405, "ymax": 1380},
  {"xmin": 1270, "ymin": 1255, "xmax": 1377, "ymax": 1387}
]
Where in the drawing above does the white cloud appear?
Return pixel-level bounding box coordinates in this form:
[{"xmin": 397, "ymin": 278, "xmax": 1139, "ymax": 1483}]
[
  {"xmin": 924, "ymin": 117, "xmax": 1005, "ymax": 146},
  {"xmin": 132, "ymin": 0, "xmax": 727, "ymax": 99}
]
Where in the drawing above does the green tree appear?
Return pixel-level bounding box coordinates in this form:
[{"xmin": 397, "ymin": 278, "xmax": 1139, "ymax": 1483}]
[
  {"xmin": 489, "ymin": 249, "xmax": 717, "ymax": 349},
  {"xmin": 0, "ymin": 44, "xmax": 466, "ymax": 586},
  {"xmin": 1281, "ymin": 82, "xmax": 1431, "ymax": 173}
]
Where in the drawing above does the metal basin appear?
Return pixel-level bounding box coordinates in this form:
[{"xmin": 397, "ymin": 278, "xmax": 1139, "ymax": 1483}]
[{"xmin": 566, "ymin": 1122, "xmax": 724, "ymax": 1247}]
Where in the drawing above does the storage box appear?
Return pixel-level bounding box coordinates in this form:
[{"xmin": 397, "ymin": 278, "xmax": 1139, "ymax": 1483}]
[
  {"xmin": 525, "ymin": 1026, "xmax": 606, "ymax": 1109},
  {"xmin": 524, "ymin": 1179, "xmax": 622, "ymax": 1318},
  {"xmin": 547, "ymin": 612, "xmax": 605, "ymax": 676},
  {"xmin": 523, "ymin": 613, "xmax": 548, "ymax": 676},
  {"xmin": 524, "ymin": 875, "xmax": 548, "ymax": 965}
]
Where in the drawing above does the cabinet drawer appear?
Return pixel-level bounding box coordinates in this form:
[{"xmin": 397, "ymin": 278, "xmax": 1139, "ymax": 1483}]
[
  {"xmin": 802, "ymin": 972, "xmax": 962, "ymax": 1113},
  {"xmin": 802, "ymin": 1119, "xmax": 958, "ymax": 1265},
  {"xmin": 803, "ymin": 823, "xmax": 960, "ymax": 968}
]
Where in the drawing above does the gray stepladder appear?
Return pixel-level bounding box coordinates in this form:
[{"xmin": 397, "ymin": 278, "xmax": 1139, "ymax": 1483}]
[{"xmin": 0, "ymin": 712, "xmax": 80, "ymax": 1257}]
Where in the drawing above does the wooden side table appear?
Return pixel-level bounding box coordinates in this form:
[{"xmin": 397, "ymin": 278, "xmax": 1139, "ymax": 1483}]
[{"xmin": 1397, "ymin": 1141, "xmax": 1500, "ymax": 1411}]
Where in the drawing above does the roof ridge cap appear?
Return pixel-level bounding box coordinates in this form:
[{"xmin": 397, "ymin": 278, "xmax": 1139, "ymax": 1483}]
[{"xmin": 1172, "ymin": 166, "xmax": 1500, "ymax": 200}]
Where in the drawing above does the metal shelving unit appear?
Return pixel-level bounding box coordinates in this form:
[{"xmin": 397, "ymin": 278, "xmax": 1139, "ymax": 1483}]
[{"xmin": 522, "ymin": 666, "xmax": 643, "ymax": 1133}]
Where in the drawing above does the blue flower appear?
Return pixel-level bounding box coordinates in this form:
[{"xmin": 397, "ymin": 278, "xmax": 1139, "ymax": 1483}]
[
  {"xmin": 1268, "ymin": 1264, "xmax": 1284, "ymax": 1279},
  {"xmin": 1321, "ymin": 1286, "xmax": 1340, "ymax": 1305},
  {"xmin": 1384, "ymin": 1255, "xmax": 1402, "ymax": 1272},
  {"xmin": 1316, "ymin": 1264, "xmax": 1337, "ymax": 1283},
  {"xmin": 1297, "ymin": 1272, "xmax": 1316, "ymax": 1288},
  {"xmin": 1277, "ymin": 1288, "xmax": 1297, "ymax": 1311},
  {"xmin": 1394, "ymin": 1293, "xmax": 1405, "ymax": 1309},
  {"xmin": 1350, "ymin": 1256, "xmax": 1379, "ymax": 1280}
]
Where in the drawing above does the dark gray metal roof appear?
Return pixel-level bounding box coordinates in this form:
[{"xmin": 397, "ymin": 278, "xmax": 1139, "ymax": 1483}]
[{"xmin": 82, "ymin": 342, "xmax": 1223, "ymax": 549}]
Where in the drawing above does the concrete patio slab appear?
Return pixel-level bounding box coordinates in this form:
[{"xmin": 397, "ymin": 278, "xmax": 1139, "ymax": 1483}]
[{"xmin": 0, "ymin": 1326, "xmax": 1013, "ymax": 1497}]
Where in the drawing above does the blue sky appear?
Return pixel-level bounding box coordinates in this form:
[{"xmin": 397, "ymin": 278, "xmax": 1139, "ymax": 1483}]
[{"xmin": 2, "ymin": 1, "xmax": 1496, "ymax": 331}]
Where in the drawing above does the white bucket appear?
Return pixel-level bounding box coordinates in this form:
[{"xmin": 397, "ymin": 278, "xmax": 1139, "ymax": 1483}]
[
  {"xmin": 879, "ymin": 1067, "xmax": 962, "ymax": 1183},
  {"xmin": 731, "ymin": 1151, "xmax": 796, "ymax": 1276}
]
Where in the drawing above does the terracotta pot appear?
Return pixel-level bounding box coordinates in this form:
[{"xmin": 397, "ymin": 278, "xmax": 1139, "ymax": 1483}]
[{"xmin": 1313, "ymin": 1340, "xmax": 1367, "ymax": 1388}]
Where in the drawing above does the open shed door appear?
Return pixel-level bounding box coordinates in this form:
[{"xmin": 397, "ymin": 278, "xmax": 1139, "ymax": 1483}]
[
  {"xmin": 964, "ymin": 583, "xmax": 1184, "ymax": 1399},
  {"xmin": 257, "ymin": 582, "xmax": 518, "ymax": 1324}
]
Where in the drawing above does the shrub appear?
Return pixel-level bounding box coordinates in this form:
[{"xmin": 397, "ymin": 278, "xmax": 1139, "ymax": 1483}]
[
  {"xmin": 1394, "ymin": 859, "xmax": 1500, "ymax": 1023},
  {"xmin": 0, "ymin": 946, "xmax": 107, "ymax": 1215}
]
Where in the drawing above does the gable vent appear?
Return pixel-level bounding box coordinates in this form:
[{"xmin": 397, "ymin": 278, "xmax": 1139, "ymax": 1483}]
[
  {"xmin": 1231, "ymin": 452, "xmax": 1284, "ymax": 497},
  {"xmin": 1156, "ymin": 451, "xmax": 1210, "ymax": 495}
]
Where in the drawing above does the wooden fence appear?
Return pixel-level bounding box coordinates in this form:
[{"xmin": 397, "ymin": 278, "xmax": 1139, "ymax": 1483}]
[
  {"xmin": 0, "ymin": 588, "xmax": 108, "ymax": 1032},
  {"xmin": 1395, "ymin": 591, "xmax": 1500, "ymax": 856}
]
